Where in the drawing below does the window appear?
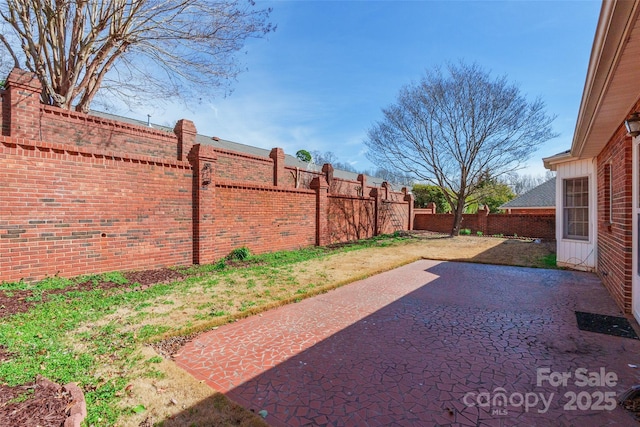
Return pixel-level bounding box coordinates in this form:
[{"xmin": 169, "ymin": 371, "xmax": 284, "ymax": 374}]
[{"xmin": 564, "ymin": 177, "xmax": 589, "ymax": 240}]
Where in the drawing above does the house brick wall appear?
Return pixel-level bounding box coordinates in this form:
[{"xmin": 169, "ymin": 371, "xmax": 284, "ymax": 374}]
[
  {"xmin": 0, "ymin": 69, "xmax": 411, "ymax": 283},
  {"xmin": 596, "ymin": 124, "xmax": 633, "ymax": 313}
]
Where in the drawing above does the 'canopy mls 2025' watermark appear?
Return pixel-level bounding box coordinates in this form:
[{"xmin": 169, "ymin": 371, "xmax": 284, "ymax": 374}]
[{"xmin": 462, "ymin": 367, "xmax": 618, "ymax": 416}]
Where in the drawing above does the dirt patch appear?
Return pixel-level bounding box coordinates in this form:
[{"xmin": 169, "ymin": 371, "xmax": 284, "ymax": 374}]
[
  {"xmin": 408, "ymin": 232, "xmax": 556, "ymax": 267},
  {"xmin": 0, "ymin": 268, "xmax": 185, "ymax": 320},
  {"xmin": 118, "ymin": 347, "xmax": 268, "ymax": 427}
]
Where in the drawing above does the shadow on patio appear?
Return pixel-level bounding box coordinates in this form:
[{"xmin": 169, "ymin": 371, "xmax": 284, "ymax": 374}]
[{"xmin": 168, "ymin": 260, "xmax": 640, "ymax": 426}]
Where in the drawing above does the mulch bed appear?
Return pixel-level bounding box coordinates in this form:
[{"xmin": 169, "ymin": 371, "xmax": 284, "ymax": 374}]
[
  {"xmin": 0, "ymin": 376, "xmax": 74, "ymax": 427},
  {"xmin": 0, "ymin": 267, "xmax": 187, "ymax": 426},
  {"xmin": 150, "ymin": 333, "xmax": 199, "ymax": 359}
]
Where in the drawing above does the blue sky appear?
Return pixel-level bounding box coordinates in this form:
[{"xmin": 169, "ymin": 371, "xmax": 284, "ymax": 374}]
[{"xmin": 151, "ymin": 0, "xmax": 602, "ymax": 177}]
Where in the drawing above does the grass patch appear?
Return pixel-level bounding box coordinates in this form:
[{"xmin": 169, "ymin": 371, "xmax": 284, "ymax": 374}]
[
  {"xmin": 540, "ymin": 253, "xmax": 557, "ymax": 268},
  {"xmin": 0, "ymin": 233, "xmax": 412, "ymax": 425}
]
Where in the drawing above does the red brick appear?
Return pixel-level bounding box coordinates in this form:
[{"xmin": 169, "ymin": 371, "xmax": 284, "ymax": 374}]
[{"xmin": 0, "ymin": 70, "xmax": 411, "ymax": 282}]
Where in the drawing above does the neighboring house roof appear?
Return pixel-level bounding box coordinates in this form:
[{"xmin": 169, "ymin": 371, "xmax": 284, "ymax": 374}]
[
  {"xmin": 542, "ymin": 150, "xmax": 572, "ymax": 170},
  {"xmin": 90, "ymin": 110, "xmax": 390, "ymax": 187},
  {"xmin": 500, "ymin": 178, "xmax": 556, "ymax": 209}
]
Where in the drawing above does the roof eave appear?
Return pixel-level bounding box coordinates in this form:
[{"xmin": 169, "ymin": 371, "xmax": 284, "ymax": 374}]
[
  {"xmin": 571, "ymin": 0, "xmax": 640, "ymax": 159},
  {"xmin": 543, "ymin": 152, "xmax": 574, "ymax": 171}
]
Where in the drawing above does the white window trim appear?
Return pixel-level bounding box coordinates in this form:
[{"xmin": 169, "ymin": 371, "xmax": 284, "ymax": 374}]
[{"xmin": 563, "ymin": 176, "xmax": 590, "ymax": 241}]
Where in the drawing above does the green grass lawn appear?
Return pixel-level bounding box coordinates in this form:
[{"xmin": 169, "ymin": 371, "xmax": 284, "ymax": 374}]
[{"xmin": 0, "ymin": 233, "xmax": 409, "ymax": 425}]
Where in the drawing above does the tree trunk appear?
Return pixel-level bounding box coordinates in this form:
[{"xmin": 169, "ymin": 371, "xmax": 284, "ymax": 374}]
[{"xmin": 450, "ymin": 196, "xmax": 466, "ymax": 236}]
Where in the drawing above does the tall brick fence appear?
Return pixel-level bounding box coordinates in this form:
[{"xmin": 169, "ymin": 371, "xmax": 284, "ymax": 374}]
[
  {"xmin": 414, "ymin": 205, "xmax": 555, "ymax": 239},
  {"xmin": 0, "ymin": 68, "xmax": 413, "ymax": 283}
]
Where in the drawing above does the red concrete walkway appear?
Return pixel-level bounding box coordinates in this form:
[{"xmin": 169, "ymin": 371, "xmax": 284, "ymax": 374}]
[{"xmin": 174, "ymin": 260, "xmax": 640, "ymax": 426}]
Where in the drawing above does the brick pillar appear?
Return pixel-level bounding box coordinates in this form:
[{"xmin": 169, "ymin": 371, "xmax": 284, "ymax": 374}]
[
  {"xmin": 322, "ymin": 163, "xmax": 334, "ymax": 185},
  {"xmin": 371, "ymin": 187, "xmax": 381, "ymax": 236},
  {"xmin": 174, "ymin": 119, "xmax": 197, "ymax": 161},
  {"xmin": 189, "ymin": 144, "xmax": 217, "ymax": 264},
  {"xmin": 188, "ymin": 144, "xmax": 201, "ymax": 264},
  {"xmin": 0, "ymin": 88, "xmax": 6, "ymax": 135},
  {"xmin": 477, "ymin": 204, "xmax": 490, "ymax": 234},
  {"xmin": 311, "ymin": 177, "xmax": 329, "ymax": 246},
  {"xmin": 357, "ymin": 174, "xmax": 366, "ymax": 197},
  {"xmin": 5, "ymin": 68, "xmax": 42, "ymax": 139},
  {"xmin": 403, "ymin": 188, "xmax": 415, "ymax": 231},
  {"xmin": 270, "ymin": 148, "xmax": 285, "ymax": 186},
  {"xmin": 381, "ymin": 182, "xmax": 390, "ymax": 200}
]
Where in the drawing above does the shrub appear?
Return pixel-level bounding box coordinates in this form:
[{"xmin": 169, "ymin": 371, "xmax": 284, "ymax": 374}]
[
  {"xmin": 476, "ymin": 231, "xmax": 483, "ymax": 236},
  {"xmin": 459, "ymin": 228, "xmax": 471, "ymax": 235},
  {"xmin": 228, "ymin": 247, "xmax": 251, "ymax": 261}
]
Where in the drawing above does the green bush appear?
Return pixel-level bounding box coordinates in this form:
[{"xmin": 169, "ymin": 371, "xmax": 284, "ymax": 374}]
[
  {"xmin": 459, "ymin": 228, "xmax": 471, "ymax": 235},
  {"xmin": 228, "ymin": 247, "xmax": 251, "ymax": 261},
  {"xmin": 476, "ymin": 231, "xmax": 483, "ymax": 236}
]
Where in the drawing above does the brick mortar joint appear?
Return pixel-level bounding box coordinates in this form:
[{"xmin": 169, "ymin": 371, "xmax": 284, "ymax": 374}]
[
  {"xmin": 41, "ymin": 105, "xmax": 177, "ymax": 139},
  {"xmin": 212, "ymin": 147, "xmax": 274, "ymax": 163},
  {"xmin": 1, "ymin": 137, "xmax": 192, "ymax": 168},
  {"xmin": 215, "ymin": 180, "xmax": 316, "ymax": 194}
]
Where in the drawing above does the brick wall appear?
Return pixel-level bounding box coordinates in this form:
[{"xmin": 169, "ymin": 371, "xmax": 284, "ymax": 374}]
[
  {"xmin": 211, "ymin": 184, "xmax": 316, "ymax": 258},
  {"xmin": 214, "ymin": 149, "xmax": 274, "ymax": 185},
  {"xmin": 331, "ymin": 178, "xmax": 364, "ymax": 197},
  {"xmin": 0, "ymin": 69, "xmax": 412, "ymax": 282},
  {"xmin": 486, "ymin": 214, "xmax": 555, "ymax": 239},
  {"xmin": 39, "ymin": 106, "xmax": 180, "ymax": 160},
  {"xmin": 379, "ymin": 201, "xmax": 410, "ymax": 235},
  {"xmin": 414, "ymin": 209, "xmax": 555, "ymax": 239},
  {"xmin": 284, "ymin": 166, "xmax": 323, "ymax": 190},
  {"xmin": 0, "ymin": 136, "xmax": 193, "ymax": 280},
  {"xmin": 596, "ymin": 123, "xmax": 633, "ymax": 313},
  {"xmin": 0, "ymin": 88, "xmax": 6, "ymax": 135},
  {"xmin": 505, "ymin": 208, "xmax": 556, "ymax": 215},
  {"xmin": 327, "ymin": 195, "xmax": 376, "ymax": 242}
]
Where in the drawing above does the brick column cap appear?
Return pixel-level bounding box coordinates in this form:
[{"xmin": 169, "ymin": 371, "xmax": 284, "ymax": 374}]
[
  {"xmin": 322, "ymin": 163, "xmax": 334, "ymax": 185},
  {"xmin": 6, "ymin": 68, "xmax": 42, "ymax": 91},
  {"xmin": 174, "ymin": 119, "xmax": 197, "ymax": 135},
  {"xmin": 310, "ymin": 176, "xmax": 329, "ymax": 190}
]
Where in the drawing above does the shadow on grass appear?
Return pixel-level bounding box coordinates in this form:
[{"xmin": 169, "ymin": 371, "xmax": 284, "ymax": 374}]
[{"xmin": 449, "ymin": 238, "xmax": 557, "ymax": 269}]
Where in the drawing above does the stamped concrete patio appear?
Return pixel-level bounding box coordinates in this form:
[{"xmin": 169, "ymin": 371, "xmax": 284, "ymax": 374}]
[{"xmin": 174, "ymin": 260, "xmax": 640, "ymax": 426}]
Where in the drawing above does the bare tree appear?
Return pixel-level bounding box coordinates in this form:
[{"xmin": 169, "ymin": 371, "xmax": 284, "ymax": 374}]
[
  {"xmin": 369, "ymin": 167, "xmax": 414, "ymax": 186},
  {"xmin": 506, "ymin": 172, "xmax": 556, "ymax": 195},
  {"xmin": 366, "ymin": 62, "xmax": 557, "ymax": 235},
  {"xmin": 0, "ymin": 0, "xmax": 274, "ymax": 112},
  {"xmin": 311, "ymin": 150, "xmax": 339, "ymax": 167}
]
